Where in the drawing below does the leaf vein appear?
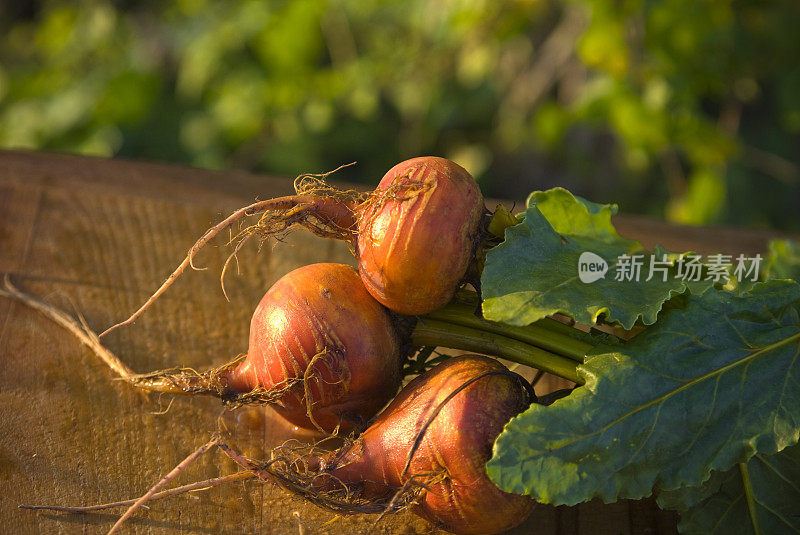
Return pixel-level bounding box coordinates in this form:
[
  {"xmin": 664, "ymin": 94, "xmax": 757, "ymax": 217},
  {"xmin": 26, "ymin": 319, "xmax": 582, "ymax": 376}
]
[{"xmin": 521, "ymin": 332, "xmax": 800, "ymax": 462}]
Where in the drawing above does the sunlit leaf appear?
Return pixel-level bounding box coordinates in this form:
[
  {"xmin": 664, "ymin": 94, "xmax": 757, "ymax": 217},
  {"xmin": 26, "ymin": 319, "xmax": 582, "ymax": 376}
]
[{"xmin": 481, "ymin": 188, "xmax": 714, "ymax": 329}]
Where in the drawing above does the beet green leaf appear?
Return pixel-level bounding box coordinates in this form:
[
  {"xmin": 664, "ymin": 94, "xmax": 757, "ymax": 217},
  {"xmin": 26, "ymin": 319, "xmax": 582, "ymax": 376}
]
[
  {"xmin": 658, "ymin": 443, "xmax": 800, "ymax": 534},
  {"xmin": 482, "ymin": 188, "xmax": 714, "ymax": 329},
  {"xmin": 487, "ymin": 280, "xmax": 800, "ymax": 505}
]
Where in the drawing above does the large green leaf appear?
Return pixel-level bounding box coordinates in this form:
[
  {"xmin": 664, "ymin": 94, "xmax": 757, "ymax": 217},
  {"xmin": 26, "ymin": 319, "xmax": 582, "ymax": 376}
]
[
  {"xmin": 481, "ymin": 188, "xmax": 714, "ymax": 329},
  {"xmin": 487, "ymin": 280, "xmax": 800, "ymax": 505},
  {"xmin": 657, "ymin": 444, "xmax": 800, "ymax": 534}
]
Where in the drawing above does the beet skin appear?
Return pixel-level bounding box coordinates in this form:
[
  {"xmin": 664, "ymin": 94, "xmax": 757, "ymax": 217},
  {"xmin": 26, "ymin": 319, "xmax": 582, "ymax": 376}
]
[
  {"xmin": 225, "ymin": 263, "xmax": 401, "ymax": 431},
  {"xmin": 357, "ymin": 157, "xmax": 485, "ymax": 315},
  {"xmin": 324, "ymin": 355, "xmax": 535, "ymax": 534}
]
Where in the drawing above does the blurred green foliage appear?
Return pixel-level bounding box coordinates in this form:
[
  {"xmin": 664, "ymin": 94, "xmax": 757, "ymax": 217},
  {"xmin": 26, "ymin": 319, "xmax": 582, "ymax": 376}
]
[{"xmin": 1, "ymin": 0, "xmax": 798, "ymax": 230}]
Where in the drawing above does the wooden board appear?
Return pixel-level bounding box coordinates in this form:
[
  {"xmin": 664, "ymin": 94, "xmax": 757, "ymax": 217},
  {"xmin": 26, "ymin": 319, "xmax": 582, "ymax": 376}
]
[{"xmin": 4, "ymin": 149, "xmax": 787, "ymax": 534}]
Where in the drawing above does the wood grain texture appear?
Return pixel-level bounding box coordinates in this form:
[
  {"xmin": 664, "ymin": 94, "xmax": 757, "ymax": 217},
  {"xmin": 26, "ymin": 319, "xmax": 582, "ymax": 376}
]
[{"xmin": 8, "ymin": 149, "xmax": 790, "ymax": 534}]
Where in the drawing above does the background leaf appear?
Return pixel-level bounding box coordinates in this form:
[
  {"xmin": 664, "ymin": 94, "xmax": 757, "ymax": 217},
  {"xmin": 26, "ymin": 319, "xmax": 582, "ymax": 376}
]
[
  {"xmin": 657, "ymin": 444, "xmax": 800, "ymax": 534},
  {"xmin": 487, "ymin": 280, "xmax": 800, "ymax": 505},
  {"xmin": 481, "ymin": 188, "xmax": 713, "ymax": 329},
  {"xmin": 765, "ymin": 239, "xmax": 800, "ymax": 282},
  {"xmin": 3, "ymin": 1, "xmax": 800, "ymax": 232}
]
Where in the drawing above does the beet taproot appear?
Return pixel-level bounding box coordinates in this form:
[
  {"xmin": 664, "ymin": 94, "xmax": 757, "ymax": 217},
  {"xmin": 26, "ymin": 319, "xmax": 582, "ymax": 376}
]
[{"xmin": 102, "ymin": 157, "xmax": 486, "ymax": 336}]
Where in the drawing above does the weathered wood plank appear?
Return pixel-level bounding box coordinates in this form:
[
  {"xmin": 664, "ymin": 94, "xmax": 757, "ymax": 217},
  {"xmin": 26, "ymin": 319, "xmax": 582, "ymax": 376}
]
[{"xmin": 12, "ymin": 149, "xmax": 784, "ymax": 534}]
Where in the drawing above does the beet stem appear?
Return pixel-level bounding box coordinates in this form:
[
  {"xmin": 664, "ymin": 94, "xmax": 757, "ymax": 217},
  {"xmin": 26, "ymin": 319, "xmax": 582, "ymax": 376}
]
[
  {"xmin": 424, "ymin": 303, "xmax": 592, "ymax": 363},
  {"xmin": 411, "ymin": 319, "xmax": 583, "ymax": 384}
]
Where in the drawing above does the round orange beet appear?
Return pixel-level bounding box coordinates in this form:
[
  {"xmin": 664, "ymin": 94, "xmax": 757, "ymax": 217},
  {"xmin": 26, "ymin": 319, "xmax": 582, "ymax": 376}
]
[
  {"xmin": 357, "ymin": 157, "xmax": 485, "ymax": 315},
  {"xmin": 326, "ymin": 355, "xmax": 535, "ymax": 534},
  {"xmin": 224, "ymin": 263, "xmax": 401, "ymax": 431}
]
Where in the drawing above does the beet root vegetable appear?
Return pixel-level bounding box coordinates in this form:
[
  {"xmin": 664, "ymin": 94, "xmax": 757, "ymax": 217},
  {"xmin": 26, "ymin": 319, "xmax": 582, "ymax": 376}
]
[
  {"xmin": 257, "ymin": 355, "xmax": 535, "ymax": 534},
  {"xmin": 101, "ymin": 157, "xmax": 486, "ymax": 336},
  {"xmin": 221, "ymin": 262, "xmax": 402, "ymax": 430},
  {"xmin": 328, "ymin": 355, "xmax": 535, "ymax": 533},
  {"xmin": 103, "ymin": 263, "xmax": 402, "ymax": 432},
  {"xmin": 356, "ymin": 157, "xmax": 485, "ymax": 315}
]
